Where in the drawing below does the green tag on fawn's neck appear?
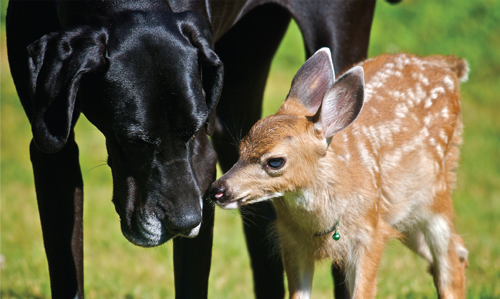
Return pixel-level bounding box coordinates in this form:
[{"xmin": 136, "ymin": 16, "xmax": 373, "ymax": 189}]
[{"xmin": 332, "ymin": 219, "xmax": 340, "ymax": 241}]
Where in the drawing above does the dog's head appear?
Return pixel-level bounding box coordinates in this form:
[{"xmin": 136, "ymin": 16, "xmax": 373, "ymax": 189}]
[{"xmin": 27, "ymin": 9, "xmax": 222, "ymax": 246}]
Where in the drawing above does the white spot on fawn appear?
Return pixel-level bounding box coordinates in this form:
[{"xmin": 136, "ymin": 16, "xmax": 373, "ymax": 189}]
[
  {"xmin": 439, "ymin": 129, "xmax": 448, "ymax": 143},
  {"xmin": 435, "ymin": 144, "xmax": 444, "ymax": 159},
  {"xmin": 423, "ymin": 114, "xmax": 432, "ymax": 126},
  {"xmin": 395, "ymin": 103, "xmax": 409, "ymax": 118},
  {"xmin": 412, "ymin": 73, "xmax": 430, "ymax": 85},
  {"xmin": 441, "ymin": 107, "xmax": 449, "ymax": 119},
  {"xmin": 425, "ymin": 86, "xmax": 446, "ymax": 108},
  {"xmin": 443, "ymin": 75, "xmax": 455, "ymax": 90}
]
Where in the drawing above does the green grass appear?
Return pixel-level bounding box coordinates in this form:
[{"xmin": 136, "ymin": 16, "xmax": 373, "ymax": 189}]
[{"xmin": 2, "ymin": 0, "xmax": 500, "ymax": 298}]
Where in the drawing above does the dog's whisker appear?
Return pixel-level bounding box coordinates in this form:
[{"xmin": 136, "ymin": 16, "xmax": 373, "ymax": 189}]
[
  {"xmin": 241, "ymin": 218, "xmax": 257, "ymax": 227},
  {"xmin": 222, "ymin": 121, "xmax": 240, "ymax": 149},
  {"xmin": 86, "ymin": 163, "xmax": 108, "ymax": 174}
]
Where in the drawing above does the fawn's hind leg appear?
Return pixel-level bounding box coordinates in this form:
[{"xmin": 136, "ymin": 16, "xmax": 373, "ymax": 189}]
[
  {"xmin": 400, "ymin": 227, "xmax": 436, "ymax": 288},
  {"xmin": 402, "ymin": 228, "xmax": 434, "ymax": 265},
  {"xmin": 421, "ymin": 193, "xmax": 468, "ymax": 299}
]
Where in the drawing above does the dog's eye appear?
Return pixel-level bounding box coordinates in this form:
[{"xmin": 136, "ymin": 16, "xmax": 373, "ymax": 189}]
[{"xmin": 266, "ymin": 158, "xmax": 285, "ymax": 170}]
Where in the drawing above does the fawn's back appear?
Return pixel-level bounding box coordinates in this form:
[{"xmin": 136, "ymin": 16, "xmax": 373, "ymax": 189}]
[{"xmin": 330, "ymin": 54, "xmax": 466, "ymax": 230}]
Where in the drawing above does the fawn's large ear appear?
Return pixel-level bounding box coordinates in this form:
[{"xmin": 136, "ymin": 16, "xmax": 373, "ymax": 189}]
[
  {"xmin": 287, "ymin": 47, "xmax": 335, "ymax": 114},
  {"xmin": 28, "ymin": 26, "xmax": 107, "ymax": 153},
  {"xmin": 313, "ymin": 66, "xmax": 365, "ymax": 145}
]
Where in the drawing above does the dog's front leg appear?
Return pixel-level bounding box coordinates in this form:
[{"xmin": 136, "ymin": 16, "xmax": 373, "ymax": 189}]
[
  {"xmin": 30, "ymin": 135, "xmax": 84, "ymax": 299},
  {"xmin": 173, "ymin": 197, "xmax": 215, "ymax": 299},
  {"xmin": 282, "ymin": 248, "xmax": 315, "ymax": 299},
  {"xmin": 173, "ymin": 130, "xmax": 217, "ymax": 299}
]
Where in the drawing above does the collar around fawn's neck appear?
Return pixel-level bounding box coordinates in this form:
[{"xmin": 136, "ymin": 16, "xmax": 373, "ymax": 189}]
[
  {"xmin": 313, "ymin": 225, "xmax": 336, "ymax": 237},
  {"xmin": 313, "ymin": 217, "xmax": 341, "ymax": 240}
]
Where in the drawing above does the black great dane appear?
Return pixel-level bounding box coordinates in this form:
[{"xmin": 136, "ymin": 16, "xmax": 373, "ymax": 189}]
[{"xmin": 7, "ymin": 0, "xmax": 380, "ymax": 298}]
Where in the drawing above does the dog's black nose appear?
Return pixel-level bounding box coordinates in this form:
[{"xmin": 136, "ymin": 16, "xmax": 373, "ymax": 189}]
[
  {"xmin": 167, "ymin": 212, "xmax": 201, "ymax": 236},
  {"xmin": 210, "ymin": 184, "xmax": 227, "ymax": 202}
]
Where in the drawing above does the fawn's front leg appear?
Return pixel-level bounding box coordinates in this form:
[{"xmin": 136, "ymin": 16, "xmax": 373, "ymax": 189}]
[
  {"xmin": 282, "ymin": 247, "xmax": 315, "ymax": 299},
  {"xmin": 346, "ymin": 228, "xmax": 388, "ymax": 299}
]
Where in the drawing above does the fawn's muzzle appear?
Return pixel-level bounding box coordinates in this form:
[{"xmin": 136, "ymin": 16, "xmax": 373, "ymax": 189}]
[
  {"xmin": 211, "ymin": 181, "xmax": 246, "ymax": 210},
  {"xmin": 210, "ymin": 182, "xmax": 228, "ymax": 203}
]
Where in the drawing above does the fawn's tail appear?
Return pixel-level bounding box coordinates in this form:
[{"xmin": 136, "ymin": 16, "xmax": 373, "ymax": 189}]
[{"xmin": 445, "ymin": 55, "xmax": 470, "ymax": 83}]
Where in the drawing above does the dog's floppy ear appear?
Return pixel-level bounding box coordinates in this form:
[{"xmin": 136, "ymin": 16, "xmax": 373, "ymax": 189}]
[
  {"xmin": 287, "ymin": 47, "xmax": 335, "ymax": 115},
  {"xmin": 199, "ymin": 41, "xmax": 223, "ymax": 136},
  {"xmin": 180, "ymin": 13, "xmax": 224, "ymax": 136},
  {"xmin": 28, "ymin": 26, "xmax": 107, "ymax": 153}
]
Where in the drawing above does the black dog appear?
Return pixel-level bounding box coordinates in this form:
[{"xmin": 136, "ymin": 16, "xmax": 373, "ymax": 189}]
[{"xmin": 7, "ymin": 1, "xmax": 378, "ymax": 298}]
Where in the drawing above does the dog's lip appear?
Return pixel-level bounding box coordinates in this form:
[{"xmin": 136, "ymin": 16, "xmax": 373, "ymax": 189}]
[
  {"xmin": 120, "ymin": 215, "xmax": 173, "ymax": 247},
  {"xmin": 179, "ymin": 222, "xmax": 202, "ymax": 238},
  {"xmin": 122, "ymin": 228, "xmax": 172, "ymax": 248}
]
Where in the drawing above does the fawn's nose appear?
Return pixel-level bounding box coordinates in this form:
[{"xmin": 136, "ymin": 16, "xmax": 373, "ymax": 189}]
[{"xmin": 210, "ymin": 183, "xmax": 229, "ymax": 203}]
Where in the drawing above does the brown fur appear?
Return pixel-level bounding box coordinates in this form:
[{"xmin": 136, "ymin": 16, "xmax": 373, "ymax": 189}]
[{"xmin": 214, "ymin": 53, "xmax": 468, "ymax": 298}]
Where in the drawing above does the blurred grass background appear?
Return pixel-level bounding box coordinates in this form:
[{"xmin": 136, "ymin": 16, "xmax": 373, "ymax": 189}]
[{"xmin": 1, "ymin": 0, "xmax": 499, "ymax": 298}]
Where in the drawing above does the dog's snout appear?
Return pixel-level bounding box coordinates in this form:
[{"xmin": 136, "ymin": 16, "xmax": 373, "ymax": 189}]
[{"xmin": 167, "ymin": 212, "xmax": 202, "ymax": 236}]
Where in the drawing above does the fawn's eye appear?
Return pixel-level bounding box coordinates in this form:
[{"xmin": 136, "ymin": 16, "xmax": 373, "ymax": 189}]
[{"xmin": 266, "ymin": 157, "xmax": 285, "ymax": 170}]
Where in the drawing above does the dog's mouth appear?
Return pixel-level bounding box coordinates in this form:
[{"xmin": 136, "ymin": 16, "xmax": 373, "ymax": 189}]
[
  {"xmin": 121, "ymin": 213, "xmax": 202, "ymax": 247},
  {"xmin": 121, "ymin": 215, "xmax": 172, "ymax": 247},
  {"xmin": 112, "ymin": 175, "xmax": 204, "ymax": 247},
  {"xmin": 183, "ymin": 222, "xmax": 202, "ymax": 238}
]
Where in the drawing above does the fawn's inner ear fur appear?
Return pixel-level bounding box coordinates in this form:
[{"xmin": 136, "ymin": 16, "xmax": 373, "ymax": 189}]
[
  {"xmin": 312, "ymin": 66, "xmax": 365, "ymax": 144},
  {"xmin": 286, "ymin": 48, "xmax": 335, "ymax": 114},
  {"xmin": 284, "ymin": 47, "xmax": 365, "ymax": 145}
]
